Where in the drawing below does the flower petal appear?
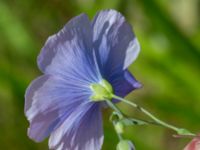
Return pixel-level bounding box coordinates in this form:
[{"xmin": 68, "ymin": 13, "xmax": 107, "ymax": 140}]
[
  {"xmin": 49, "ymin": 103, "xmax": 103, "ymax": 150},
  {"xmin": 92, "ymin": 9, "xmax": 140, "ymax": 78},
  {"xmin": 38, "ymin": 13, "xmax": 101, "ymax": 83},
  {"xmin": 110, "ymin": 70, "xmax": 142, "ymax": 97},
  {"xmin": 25, "ymin": 75, "xmax": 92, "ymax": 142},
  {"xmin": 183, "ymin": 135, "xmax": 200, "ymax": 150}
]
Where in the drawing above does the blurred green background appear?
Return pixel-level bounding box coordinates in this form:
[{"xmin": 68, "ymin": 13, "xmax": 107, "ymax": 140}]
[{"xmin": 0, "ymin": 0, "xmax": 200, "ymax": 149}]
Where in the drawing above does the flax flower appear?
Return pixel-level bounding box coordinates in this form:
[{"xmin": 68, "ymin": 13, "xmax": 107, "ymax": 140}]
[{"xmin": 25, "ymin": 9, "xmax": 141, "ymax": 150}]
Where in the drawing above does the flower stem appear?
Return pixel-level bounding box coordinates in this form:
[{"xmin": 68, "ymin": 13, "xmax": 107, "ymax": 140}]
[
  {"xmin": 106, "ymin": 100, "xmax": 123, "ymax": 119},
  {"xmin": 106, "ymin": 100, "xmax": 153, "ymax": 141},
  {"xmin": 106, "ymin": 100, "xmax": 153, "ymax": 125},
  {"xmin": 112, "ymin": 94, "xmax": 195, "ymax": 136},
  {"xmin": 106, "ymin": 100, "xmax": 124, "ymax": 140}
]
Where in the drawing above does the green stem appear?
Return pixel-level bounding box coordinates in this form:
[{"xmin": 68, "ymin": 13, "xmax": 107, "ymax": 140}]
[
  {"xmin": 106, "ymin": 100, "xmax": 153, "ymax": 141},
  {"xmin": 106, "ymin": 100, "xmax": 124, "ymax": 140},
  {"xmin": 112, "ymin": 121, "xmax": 123, "ymax": 141},
  {"xmin": 107, "ymin": 100, "xmax": 156, "ymax": 126},
  {"xmin": 106, "ymin": 100, "xmax": 153, "ymax": 124},
  {"xmin": 106, "ymin": 100, "xmax": 123, "ymax": 119},
  {"xmin": 112, "ymin": 94, "xmax": 194, "ymax": 135}
]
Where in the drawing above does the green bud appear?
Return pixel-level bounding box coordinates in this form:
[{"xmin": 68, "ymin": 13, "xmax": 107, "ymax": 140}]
[
  {"xmin": 116, "ymin": 140, "xmax": 135, "ymax": 150},
  {"xmin": 90, "ymin": 79, "xmax": 113, "ymax": 101},
  {"xmin": 177, "ymin": 128, "xmax": 195, "ymax": 136},
  {"xmin": 114, "ymin": 122, "xmax": 124, "ymax": 134}
]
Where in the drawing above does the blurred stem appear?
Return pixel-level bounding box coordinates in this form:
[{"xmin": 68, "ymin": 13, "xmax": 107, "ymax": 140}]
[
  {"xmin": 117, "ymin": 0, "xmax": 128, "ymax": 15},
  {"xmin": 136, "ymin": 0, "xmax": 200, "ymax": 65},
  {"xmin": 112, "ymin": 95, "xmax": 195, "ymax": 136}
]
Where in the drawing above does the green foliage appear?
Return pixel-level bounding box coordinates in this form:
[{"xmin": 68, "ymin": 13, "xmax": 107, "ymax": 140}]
[{"xmin": 0, "ymin": 0, "xmax": 199, "ymax": 149}]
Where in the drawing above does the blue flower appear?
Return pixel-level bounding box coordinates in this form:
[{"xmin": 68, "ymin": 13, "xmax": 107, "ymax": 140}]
[{"xmin": 25, "ymin": 9, "xmax": 141, "ymax": 150}]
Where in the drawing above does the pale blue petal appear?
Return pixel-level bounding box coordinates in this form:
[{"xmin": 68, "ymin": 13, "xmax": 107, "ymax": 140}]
[
  {"xmin": 37, "ymin": 13, "xmax": 101, "ymax": 83},
  {"xmin": 25, "ymin": 75, "xmax": 92, "ymax": 142},
  {"xmin": 49, "ymin": 103, "xmax": 103, "ymax": 150},
  {"xmin": 92, "ymin": 9, "xmax": 140, "ymax": 78}
]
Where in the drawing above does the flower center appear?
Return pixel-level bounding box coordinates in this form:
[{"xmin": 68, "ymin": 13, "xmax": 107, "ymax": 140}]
[{"xmin": 90, "ymin": 79, "xmax": 113, "ymax": 101}]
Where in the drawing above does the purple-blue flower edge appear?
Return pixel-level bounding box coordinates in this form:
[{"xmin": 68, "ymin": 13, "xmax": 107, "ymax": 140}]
[{"xmin": 25, "ymin": 9, "xmax": 141, "ymax": 150}]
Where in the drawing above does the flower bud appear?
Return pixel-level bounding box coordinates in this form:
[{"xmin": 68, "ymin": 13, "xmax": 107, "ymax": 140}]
[{"xmin": 116, "ymin": 140, "xmax": 135, "ymax": 150}]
